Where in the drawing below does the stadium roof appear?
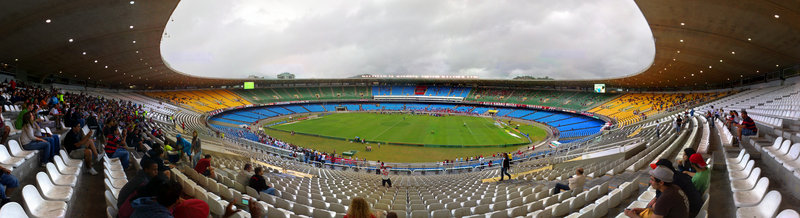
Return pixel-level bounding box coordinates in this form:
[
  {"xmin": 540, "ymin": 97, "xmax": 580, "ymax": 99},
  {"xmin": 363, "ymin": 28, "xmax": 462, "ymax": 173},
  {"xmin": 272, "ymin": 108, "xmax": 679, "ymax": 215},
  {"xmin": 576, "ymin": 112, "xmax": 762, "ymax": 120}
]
[{"xmin": 0, "ymin": 0, "xmax": 798, "ymax": 90}]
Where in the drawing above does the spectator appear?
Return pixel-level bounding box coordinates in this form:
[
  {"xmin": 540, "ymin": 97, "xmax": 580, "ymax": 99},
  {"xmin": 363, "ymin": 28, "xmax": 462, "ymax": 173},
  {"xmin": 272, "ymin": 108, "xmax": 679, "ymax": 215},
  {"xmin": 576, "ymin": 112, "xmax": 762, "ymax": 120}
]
[
  {"xmin": 625, "ymin": 166, "xmax": 689, "ymax": 218},
  {"xmin": 191, "ymin": 131, "xmax": 202, "ymax": 168},
  {"xmin": 142, "ymin": 146, "xmax": 170, "ymax": 178},
  {"xmin": 707, "ymin": 106, "xmax": 715, "ymax": 128},
  {"xmin": 104, "ymin": 122, "xmax": 131, "ymax": 170},
  {"xmin": 0, "ymin": 112, "xmax": 10, "ymax": 145},
  {"xmin": 194, "ymin": 154, "xmax": 214, "ymax": 178},
  {"xmin": 650, "ymin": 159, "xmax": 703, "ymax": 217},
  {"xmin": 0, "ymin": 166, "xmax": 18, "ymax": 206},
  {"xmin": 20, "ymin": 111, "xmax": 55, "ymax": 166},
  {"xmin": 13, "ymin": 103, "xmax": 33, "ymax": 130},
  {"xmin": 28, "ymin": 110, "xmax": 61, "ymax": 159},
  {"xmin": 725, "ymin": 110, "xmax": 739, "ymax": 129},
  {"xmin": 386, "ymin": 211, "xmax": 398, "ymax": 218},
  {"xmin": 246, "ymin": 197, "xmax": 266, "ymax": 218},
  {"xmin": 126, "ymin": 127, "xmax": 148, "ymax": 152},
  {"xmin": 118, "ymin": 159, "xmax": 160, "ymax": 209},
  {"xmin": 553, "ymin": 168, "xmax": 585, "ymax": 194},
  {"xmin": 249, "ymin": 167, "xmax": 276, "ymax": 195},
  {"xmin": 685, "ymin": 153, "xmax": 710, "ymax": 194},
  {"xmin": 50, "ymin": 103, "xmax": 63, "ymax": 130},
  {"xmin": 381, "ymin": 166, "xmax": 392, "ymax": 188},
  {"xmin": 676, "ymin": 148, "xmax": 696, "ymax": 173},
  {"xmin": 655, "ymin": 120, "xmax": 660, "ymax": 138},
  {"xmin": 172, "ymin": 199, "xmax": 210, "ymax": 218},
  {"xmin": 130, "ymin": 177, "xmax": 184, "ymax": 218},
  {"xmin": 674, "ymin": 116, "xmax": 682, "ymax": 132},
  {"xmin": 63, "ymin": 122, "xmax": 100, "ymax": 175},
  {"xmin": 175, "ymin": 134, "xmax": 192, "ymax": 162},
  {"xmin": 237, "ymin": 163, "xmax": 253, "ymax": 186},
  {"xmin": 734, "ymin": 110, "xmax": 758, "ymax": 145},
  {"xmin": 345, "ymin": 197, "xmax": 376, "ymax": 218},
  {"xmin": 499, "ymin": 153, "xmax": 511, "ymax": 181}
]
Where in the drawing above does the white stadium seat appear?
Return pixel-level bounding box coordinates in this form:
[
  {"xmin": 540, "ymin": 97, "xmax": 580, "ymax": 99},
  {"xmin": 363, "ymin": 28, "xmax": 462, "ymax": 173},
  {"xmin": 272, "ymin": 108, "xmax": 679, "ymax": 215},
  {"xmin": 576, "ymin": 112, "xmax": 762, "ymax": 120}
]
[
  {"xmin": 8, "ymin": 140, "xmax": 35, "ymax": 159},
  {"xmin": 52, "ymin": 155, "xmax": 80, "ymax": 175},
  {"xmin": 22, "ymin": 185, "xmax": 67, "ymax": 218},
  {"xmin": 0, "ymin": 202, "xmax": 28, "ymax": 218},
  {"xmin": 776, "ymin": 209, "xmax": 800, "ymax": 218},
  {"xmin": 736, "ymin": 191, "xmax": 781, "ymax": 218},
  {"xmin": 733, "ymin": 177, "xmax": 769, "ymax": 207},
  {"xmin": 45, "ymin": 163, "xmax": 77, "ymax": 187},
  {"xmin": 35, "ymin": 172, "xmax": 73, "ymax": 201}
]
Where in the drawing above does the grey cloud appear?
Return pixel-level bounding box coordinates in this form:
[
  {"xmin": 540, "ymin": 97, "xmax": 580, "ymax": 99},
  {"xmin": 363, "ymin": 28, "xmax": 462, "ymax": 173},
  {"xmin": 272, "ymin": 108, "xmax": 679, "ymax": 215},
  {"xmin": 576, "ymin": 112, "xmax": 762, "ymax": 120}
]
[{"xmin": 161, "ymin": 0, "xmax": 654, "ymax": 80}]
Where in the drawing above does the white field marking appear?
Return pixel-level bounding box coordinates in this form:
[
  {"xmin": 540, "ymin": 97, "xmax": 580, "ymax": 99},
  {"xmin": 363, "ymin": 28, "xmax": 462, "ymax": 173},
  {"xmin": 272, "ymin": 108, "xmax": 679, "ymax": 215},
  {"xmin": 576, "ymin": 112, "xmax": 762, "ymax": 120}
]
[{"xmin": 372, "ymin": 116, "xmax": 406, "ymax": 139}]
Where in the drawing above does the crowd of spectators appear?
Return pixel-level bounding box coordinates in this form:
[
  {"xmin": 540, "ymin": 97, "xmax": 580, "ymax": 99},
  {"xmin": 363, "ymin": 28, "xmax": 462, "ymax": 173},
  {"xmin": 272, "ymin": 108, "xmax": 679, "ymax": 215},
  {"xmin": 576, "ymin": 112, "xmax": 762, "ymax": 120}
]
[{"xmin": 0, "ymin": 80, "xmax": 221, "ymax": 215}]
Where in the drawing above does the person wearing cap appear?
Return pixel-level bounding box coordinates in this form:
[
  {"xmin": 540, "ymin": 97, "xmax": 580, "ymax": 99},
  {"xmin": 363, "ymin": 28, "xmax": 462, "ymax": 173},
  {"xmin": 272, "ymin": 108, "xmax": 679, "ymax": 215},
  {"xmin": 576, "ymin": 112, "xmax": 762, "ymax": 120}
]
[
  {"xmin": 625, "ymin": 166, "xmax": 689, "ymax": 218},
  {"xmin": 684, "ymin": 153, "xmax": 710, "ymax": 193},
  {"xmin": 553, "ymin": 168, "xmax": 585, "ymax": 194},
  {"xmin": 650, "ymin": 159, "xmax": 702, "ymax": 217}
]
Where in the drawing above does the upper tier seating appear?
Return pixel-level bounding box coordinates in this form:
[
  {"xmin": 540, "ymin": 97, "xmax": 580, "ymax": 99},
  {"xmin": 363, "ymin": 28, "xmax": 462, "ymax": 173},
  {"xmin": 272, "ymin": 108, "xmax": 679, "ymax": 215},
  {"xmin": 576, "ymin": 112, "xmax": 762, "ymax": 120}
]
[
  {"xmin": 234, "ymin": 86, "xmax": 372, "ymax": 105},
  {"xmin": 142, "ymin": 89, "xmax": 252, "ymax": 112},
  {"xmin": 467, "ymin": 88, "xmax": 619, "ymax": 111},
  {"xmin": 589, "ymin": 92, "xmax": 726, "ymax": 127}
]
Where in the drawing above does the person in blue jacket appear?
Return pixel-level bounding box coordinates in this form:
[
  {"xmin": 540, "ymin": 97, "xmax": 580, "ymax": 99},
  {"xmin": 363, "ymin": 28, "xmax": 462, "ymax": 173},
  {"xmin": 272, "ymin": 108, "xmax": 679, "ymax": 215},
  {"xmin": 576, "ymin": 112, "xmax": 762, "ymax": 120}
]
[{"xmin": 175, "ymin": 134, "xmax": 192, "ymax": 163}]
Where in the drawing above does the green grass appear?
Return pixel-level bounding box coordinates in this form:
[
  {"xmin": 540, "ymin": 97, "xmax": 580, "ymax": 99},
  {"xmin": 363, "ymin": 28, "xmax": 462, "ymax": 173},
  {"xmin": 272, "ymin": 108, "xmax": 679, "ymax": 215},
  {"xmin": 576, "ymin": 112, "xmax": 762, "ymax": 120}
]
[
  {"xmin": 273, "ymin": 113, "xmax": 528, "ymax": 146},
  {"xmin": 266, "ymin": 113, "xmax": 548, "ymax": 162}
]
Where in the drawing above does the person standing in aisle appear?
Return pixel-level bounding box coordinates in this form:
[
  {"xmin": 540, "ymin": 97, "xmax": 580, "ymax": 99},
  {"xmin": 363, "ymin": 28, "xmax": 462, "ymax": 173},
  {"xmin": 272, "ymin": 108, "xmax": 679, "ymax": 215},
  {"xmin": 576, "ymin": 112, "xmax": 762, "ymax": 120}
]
[{"xmin": 499, "ymin": 153, "xmax": 512, "ymax": 181}]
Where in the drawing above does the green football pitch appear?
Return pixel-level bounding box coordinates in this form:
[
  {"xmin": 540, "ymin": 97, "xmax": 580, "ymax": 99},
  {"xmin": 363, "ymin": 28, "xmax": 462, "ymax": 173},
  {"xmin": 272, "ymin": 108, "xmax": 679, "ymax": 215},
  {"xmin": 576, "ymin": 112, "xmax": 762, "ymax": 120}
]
[
  {"xmin": 274, "ymin": 113, "xmax": 528, "ymax": 146},
  {"xmin": 267, "ymin": 113, "xmax": 548, "ymax": 162}
]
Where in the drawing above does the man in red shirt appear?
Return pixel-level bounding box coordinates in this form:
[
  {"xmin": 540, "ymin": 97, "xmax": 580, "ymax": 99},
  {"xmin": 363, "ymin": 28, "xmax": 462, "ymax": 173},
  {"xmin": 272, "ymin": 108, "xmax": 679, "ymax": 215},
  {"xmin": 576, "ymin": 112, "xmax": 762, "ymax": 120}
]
[
  {"xmin": 194, "ymin": 154, "xmax": 214, "ymax": 178},
  {"xmin": 734, "ymin": 110, "xmax": 758, "ymax": 145}
]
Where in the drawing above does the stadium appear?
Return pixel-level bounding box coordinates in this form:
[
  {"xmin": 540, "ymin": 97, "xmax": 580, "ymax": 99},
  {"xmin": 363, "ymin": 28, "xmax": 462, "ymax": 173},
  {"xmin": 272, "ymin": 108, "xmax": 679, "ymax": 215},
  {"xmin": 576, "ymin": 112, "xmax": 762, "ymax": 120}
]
[{"xmin": 0, "ymin": 0, "xmax": 799, "ymax": 218}]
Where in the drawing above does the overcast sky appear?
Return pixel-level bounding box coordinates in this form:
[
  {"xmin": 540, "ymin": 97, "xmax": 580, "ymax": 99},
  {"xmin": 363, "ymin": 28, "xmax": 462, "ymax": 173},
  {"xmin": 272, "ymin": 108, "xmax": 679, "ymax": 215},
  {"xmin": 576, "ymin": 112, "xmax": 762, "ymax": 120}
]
[{"xmin": 161, "ymin": 0, "xmax": 654, "ymax": 80}]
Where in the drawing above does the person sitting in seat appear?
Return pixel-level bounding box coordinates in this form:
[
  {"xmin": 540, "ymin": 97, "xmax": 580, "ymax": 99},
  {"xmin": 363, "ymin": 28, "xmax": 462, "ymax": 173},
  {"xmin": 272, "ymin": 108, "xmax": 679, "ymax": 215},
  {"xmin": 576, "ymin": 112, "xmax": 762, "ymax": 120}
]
[
  {"xmin": 553, "ymin": 168, "xmax": 585, "ymax": 194},
  {"xmin": 625, "ymin": 166, "xmax": 689, "ymax": 218},
  {"xmin": 142, "ymin": 146, "xmax": 170, "ymax": 179},
  {"xmin": 237, "ymin": 163, "xmax": 253, "ymax": 186},
  {"xmin": 733, "ymin": 110, "xmax": 758, "ymax": 145},
  {"xmin": 0, "ymin": 166, "xmax": 18, "ymax": 206},
  {"xmin": 104, "ymin": 120, "xmax": 131, "ymax": 170},
  {"xmin": 684, "ymin": 153, "xmax": 710, "ymax": 194},
  {"xmin": 129, "ymin": 177, "xmax": 184, "ymax": 218},
  {"xmin": 345, "ymin": 197, "xmax": 377, "ymax": 218},
  {"xmin": 249, "ymin": 167, "xmax": 276, "ymax": 195},
  {"xmin": 193, "ymin": 154, "xmax": 214, "ymax": 178},
  {"xmin": 64, "ymin": 122, "xmax": 100, "ymax": 175},
  {"xmin": 650, "ymin": 159, "xmax": 703, "ymax": 217},
  {"xmin": 676, "ymin": 148, "xmax": 696, "ymax": 173},
  {"xmin": 20, "ymin": 111, "xmax": 56, "ymax": 166},
  {"xmin": 0, "ymin": 112, "xmax": 10, "ymax": 145},
  {"xmin": 118, "ymin": 159, "xmax": 160, "ymax": 210}
]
